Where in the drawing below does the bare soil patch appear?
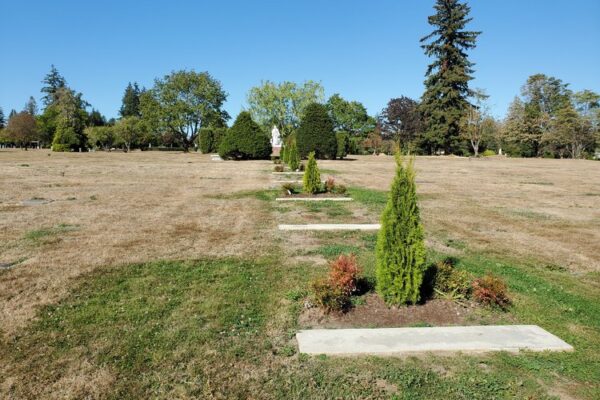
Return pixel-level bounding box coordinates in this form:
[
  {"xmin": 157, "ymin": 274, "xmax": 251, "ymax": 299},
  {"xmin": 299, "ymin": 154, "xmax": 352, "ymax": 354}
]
[{"xmin": 299, "ymin": 293, "xmax": 513, "ymax": 329}]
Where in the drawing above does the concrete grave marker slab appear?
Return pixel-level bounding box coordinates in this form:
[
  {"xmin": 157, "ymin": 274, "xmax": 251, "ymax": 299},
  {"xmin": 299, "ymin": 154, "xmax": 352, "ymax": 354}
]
[
  {"xmin": 297, "ymin": 325, "xmax": 573, "ymax": 355},
  {"xmin": 279, "ymin": 224, "xmax": 380, "ymax": 231},
  {"xmin": 275, "ymin": 197, "xmax": 353, "ymax": 202}
]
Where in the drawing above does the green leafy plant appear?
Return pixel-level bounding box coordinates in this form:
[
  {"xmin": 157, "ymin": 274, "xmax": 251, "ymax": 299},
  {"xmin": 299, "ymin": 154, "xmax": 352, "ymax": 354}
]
[
  {"xmin": 281, "ymin": 183, "xmax": 299, "ymax": 195},
  {"xmin": 303, "ymin": 151, "xmax": 321, "ymax": 194},
  {"xmin": 376, "ymin": 153, "xmax": 426, "ymax": 305},
  {"xmin": 472, "ymin": 273, "xmax": 511, "ymax": 309},
  {"xmin": 274, "ymin": 164, "xmax": 284, "ymax": 172},
  {"xmin": 433, "ymin": 260, "xmax": 473, "ymax": 301},
  {"xmin": 481, "ymin": 149, "xmax": 496, "ymax": 157},
  {"xmin": 335, "ymin": 184, "xmax": 347, "ymax": 195},
  {"xmin": 311, "ymin": 279, "xmax": 351, "ymax": 313}
]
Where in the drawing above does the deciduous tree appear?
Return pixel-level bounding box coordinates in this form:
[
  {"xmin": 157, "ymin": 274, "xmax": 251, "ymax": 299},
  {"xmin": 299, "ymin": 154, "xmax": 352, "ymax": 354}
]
[
  {"xmin": 140, "ymin": 70, "xmax": 229, "ymax": 151},
  {"xmin": 6, "ymin": 111, "xmax": 39, "ymax": 148},
  {"xmin": 247, "ymin": 80, "xmax": 324, "ymax": 138},
  {"xmin": 326, "ymin": 94, "xmax": 375, "ymax": 136},
  {"xmin": 378, "ymin": 96, "xmax": 422, "ymax": 149}
]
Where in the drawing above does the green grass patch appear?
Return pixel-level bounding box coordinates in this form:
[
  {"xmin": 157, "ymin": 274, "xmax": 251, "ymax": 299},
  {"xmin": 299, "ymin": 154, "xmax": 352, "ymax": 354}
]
[
  {"xmin": 348, "ymin": 187, "xmax": 387, "ymax": 212},
  {"xmin": 24, "ymin": 224, "xmax": 79, "ymax": 244}
]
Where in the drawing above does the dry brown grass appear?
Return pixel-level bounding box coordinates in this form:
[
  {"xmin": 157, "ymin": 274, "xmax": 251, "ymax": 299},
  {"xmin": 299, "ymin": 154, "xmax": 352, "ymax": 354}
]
[
  {"xmin": 1, "ymin": 150, "xmax": 599, "ymax": 337},
  {"xmin": 319, "ymin": 155, "xmax": 600, "ymax": 273}
]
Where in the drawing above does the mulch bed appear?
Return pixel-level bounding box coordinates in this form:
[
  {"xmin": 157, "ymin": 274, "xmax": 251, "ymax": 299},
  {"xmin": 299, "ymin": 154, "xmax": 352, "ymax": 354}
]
[{"xmin": 299, "ymin": 293, "xmax": 510, "ymax": 329}]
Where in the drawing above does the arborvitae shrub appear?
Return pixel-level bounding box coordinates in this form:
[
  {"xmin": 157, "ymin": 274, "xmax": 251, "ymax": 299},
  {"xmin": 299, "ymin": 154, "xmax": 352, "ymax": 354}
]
[
  {"xmin": 199, "ymin": 127, "xmax": 214, "ymax": 153},
  {"xmin": 288, "ymin": 140, "xmax": 300, "ymax": 171},
  {"xmin": 311, "ymin": 254, "xmax": 360, "ymax": 313},
  {"xmin": 376, "ymin": 153, "xmax": 426, "ymax": 305},
  {"xmin": 296, "ymin": 103, "xmax": 337, "ymax": 159},
  {"xmin": 336, "ymin": 132, "xmax": 350, "ymax": 159},
  {"xmin": 280, "ymin": 145, "xmax": 287, "ymax": 164},
  {"xmin": 219, "ymin": 112, "xmax": 271, "ymax": 160},
  {"xmin": 303, "ymin": 151, "xmax": 321, "ymax": 194}
]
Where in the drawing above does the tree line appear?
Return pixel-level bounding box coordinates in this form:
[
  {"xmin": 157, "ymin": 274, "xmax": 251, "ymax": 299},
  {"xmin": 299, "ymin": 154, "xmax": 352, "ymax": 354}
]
[{"xmin": 1, "ymin": 0, "xmax": 598, "ymax": 159}]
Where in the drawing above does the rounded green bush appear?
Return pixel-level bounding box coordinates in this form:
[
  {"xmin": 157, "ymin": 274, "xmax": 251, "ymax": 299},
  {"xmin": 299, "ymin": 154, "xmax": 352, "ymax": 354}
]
[
  {"xmin": 296, "ymin": 103, "xmax": 337, "ymax": 159},
  {"xmin": 219, "ymin": 112, "xmax": 271, "ymax": 160}
]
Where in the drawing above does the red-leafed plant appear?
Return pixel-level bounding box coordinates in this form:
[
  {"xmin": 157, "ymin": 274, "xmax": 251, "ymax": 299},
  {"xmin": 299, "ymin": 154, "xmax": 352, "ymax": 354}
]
[
  {"xmin": 472, "ymin": 273, "xmax": 511, "ymax": 310},
  {"xmin": 328, "ymin": 254, "xmax": 360, "ymax": 295}
]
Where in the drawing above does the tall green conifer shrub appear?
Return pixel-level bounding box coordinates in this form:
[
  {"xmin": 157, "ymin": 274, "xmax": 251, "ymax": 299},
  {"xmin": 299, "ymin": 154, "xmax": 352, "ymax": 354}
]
[
  {"xmin": 288, "ymin": 140, "xmax": 300, "ymax": 171},
  {"xmin": 303, "ymin": 151, "xmax": 321, "ymax": 194},
  {"xmin": 376, "ymin": 153, "xmax": 425, "ymax": 304}
]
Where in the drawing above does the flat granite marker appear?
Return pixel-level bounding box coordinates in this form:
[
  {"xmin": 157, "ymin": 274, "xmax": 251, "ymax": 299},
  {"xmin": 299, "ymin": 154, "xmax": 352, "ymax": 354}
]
[
  {"xmin": 279, "ymin": 224, "xmax": 380, "ymax": 231},
  {"xmin": 275, "ymin": 197, "xmax": 353, "ymax": 202},
  {"xmin": 296, "ymin": 325, "xmax": 573, "ymax": 355}
]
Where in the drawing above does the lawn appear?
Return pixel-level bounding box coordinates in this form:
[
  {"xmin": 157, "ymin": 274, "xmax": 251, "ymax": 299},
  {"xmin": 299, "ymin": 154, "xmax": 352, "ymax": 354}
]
[{"xmin": 1, "ymin": 150, "xmax": 599, "ymax": 398}]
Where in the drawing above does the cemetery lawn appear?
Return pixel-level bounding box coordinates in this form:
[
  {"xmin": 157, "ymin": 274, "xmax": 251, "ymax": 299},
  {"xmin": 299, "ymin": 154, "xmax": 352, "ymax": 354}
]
[{"xmin": 1, "ymin": 150, "xmax": 599, "ymax": 398}]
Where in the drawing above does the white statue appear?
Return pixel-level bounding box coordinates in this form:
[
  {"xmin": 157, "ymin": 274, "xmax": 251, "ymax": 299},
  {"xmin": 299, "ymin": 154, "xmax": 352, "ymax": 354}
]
[{"xmin": 271, "ymin": 126, "xmax": 282, "ymax": 148}]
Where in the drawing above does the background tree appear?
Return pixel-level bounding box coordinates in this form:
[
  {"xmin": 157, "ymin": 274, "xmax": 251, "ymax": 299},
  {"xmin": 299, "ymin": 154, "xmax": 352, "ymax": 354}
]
[
  {"xmin": 24, "ymin": 96, "xmax": 38, "ymax": 116},
  {"xmin": 378, "ymin": 96, "xmax": 422, "ymax": 149},
  {"xmin": 296, "ymin": 103, "xmax": 337, "ymax": 159},
  {"xmin": 41, "ymin": 65, "xmax": 66, "ymax": 106},
  {"xmin": 218, "ymin": 111, "xmax": 271, "ymax": 160},
  {"xmin": 544, "ymin": 104, "xmax": 594, "ymax": 159},
  {"xmin": 114, "ymin": 116, "xmax": 144, "ymax": 152},
  {"xmin": 420, "ymin": 0, "xmax": 480, "ymax": 154},
  {"xmin": 247, "ymin": 80, "xmax": 324, "ymax": 138},
  {"xmin": 120, "ymin": 82, "xmax": 142, "ymax": 117},
  {"xmin": 326, "ymin": 94, "xmax": 375, "ymax": 137},
  {"xmin": 521, "ymin": 74, "xmax": 571, "ymax": 156},
  {"xmin": 85, "ymin": 125, "xmax": 116, "ymax": 150},
  {"xmin": 140, "ymin": 70, "xmax": 229, "ymax": 151},
  {"xmin": 0, "ymin": 107, "xmax": 5, "ymax": 129},
  {"xmin": 460, "ymin": 88, "xmax": 490, "ymax": 156},
  {"xmin": 88, "ymin": 109, "xmax": 106, "ymax": 126},
  {"xmin": 50, "ymin": 87, "xmax": 89, "ymax": 151},
  {"xmin": 573, "ymin": 90, "xmax": 600, "ymax": 132},
  {"xmin": 6, "ymin": 111, "xmax": 39, "ymax": 148},
  {"xmin": 376, "ymin": 154, "xmax": 425, "ymax": 305}
]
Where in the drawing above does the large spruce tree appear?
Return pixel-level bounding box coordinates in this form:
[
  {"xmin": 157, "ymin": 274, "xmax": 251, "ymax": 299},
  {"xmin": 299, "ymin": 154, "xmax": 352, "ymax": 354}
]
[
  {"xmin": 420, "ymin": 0, "xmax": 480, "ymax": 155},
  {"xmin": 120, "ymin": 82, "xmax": 142, "ymax": 117}
]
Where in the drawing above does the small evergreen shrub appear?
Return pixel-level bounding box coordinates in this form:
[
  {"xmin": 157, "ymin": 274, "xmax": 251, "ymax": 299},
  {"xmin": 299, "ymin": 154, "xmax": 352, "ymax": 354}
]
[
  {"xmin": 482, "ymin": 149, "xmax": 496, "ymax": 157},
  {"xmin": 433, "ymin": 260, "xmax": 473, "ymax": 300},
  {"xmin": 280, "ymin": 145, "xmax": 287, "ymax": 164},
  {"xmin": 287, "ymin": 140, "xmax": 300, "ymax": 171},
  {"xmin": 303, "ymin": 152, "xmax": 322, "ymax": 194},
  {"xmin": 376, "ymin": 153, "xmax": 426, "ymax": 305},
  {"xmin": 325, "ymin": 177, "xmax": 336, "ymax": 193},
  {"xmin": 274, "ymin": 164, "xmax": 284, "ymax": 172},
  {"xmin": 336, "ymin": 132, "xmax": 350, "ymax": 159},
  {"xmin": 472, "ymin": 274, "xmax": 511, "ymax": 309},
  {"xmin": 219, "ymin": 112, "xmax": 271, "ymax": 160},
  {"xmin": 296, "ymin": 103, "xmax": 337, "ymax": 159}
]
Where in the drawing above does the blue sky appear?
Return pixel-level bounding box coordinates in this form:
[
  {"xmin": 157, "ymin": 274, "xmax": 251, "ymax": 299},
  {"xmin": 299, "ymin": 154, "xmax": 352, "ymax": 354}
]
[{"xmin": 1, "ymin": 0, "xmax": 598, "ymax": 120}]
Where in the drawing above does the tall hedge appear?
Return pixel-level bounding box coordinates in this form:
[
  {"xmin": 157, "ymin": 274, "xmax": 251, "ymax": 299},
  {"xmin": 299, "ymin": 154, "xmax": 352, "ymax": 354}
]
[
  {"xmin": 303, "ymin": 151, "xmax": 321, "ymax": 194},
  {"xmin": 288, "ymin": 140, "xmax": 300, "ymax": 171},
  {"xmin": 199, "ymin": 127, "xmax": 226, "ymax": 153},
  {"xmin": 336, "ymin": 131, "xmax": 350, "ymax": 159},
  {"xmin": 296, "ymin": 103, "xmax": 337, "ymax": 159},
  {"xmin": 376, "ymin": 153, "xmax": 425, "ymax": 305},
  {"xmin": 219, "ymin": 112, "xmax": 271, "ymax": 160}
]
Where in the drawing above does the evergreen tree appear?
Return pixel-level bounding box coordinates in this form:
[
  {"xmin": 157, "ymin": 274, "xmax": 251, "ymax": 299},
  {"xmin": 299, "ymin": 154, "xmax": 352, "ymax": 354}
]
[
  {"xmin": 303, "ymin": 151, "xmax": 321, "ymax": 194},
  {"xmin": 0, "ymin": 107, "xmax": 5, "ymax": 129},
  {"xmin": 420, "ymin": 0, "xmax": 480, "ymax": 154},
  {"xmin": 41, "ymin": 65, "xmax": 67, "ymax": 106},
  {"xmin": 288, "ymin": 140, "xmax": 300, "ymax": 171},
  {"xmin": 219, "ymin": 111, "xmax": 271, "ymax": 159},
  {"xmin": 24, "ymin": 96, "xmax": 38, "ymax": 115},
  {"xmin": 376, "ymin": 153, "xmax": 426, "ymax": 305},
  {"xmin": 120, "ymin": 82, "xmax": 142, "ymax": 117},
  {"xmin": 280, "ymin": 144, "xmax": 287, "ymax": 164},
  {"xmin": 88, "ymin": 109, "xmax": 106, "ymax": 126},
  {"xmin": 296, "ymin": 103, "xmax": 337, "ymax": 159}
]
